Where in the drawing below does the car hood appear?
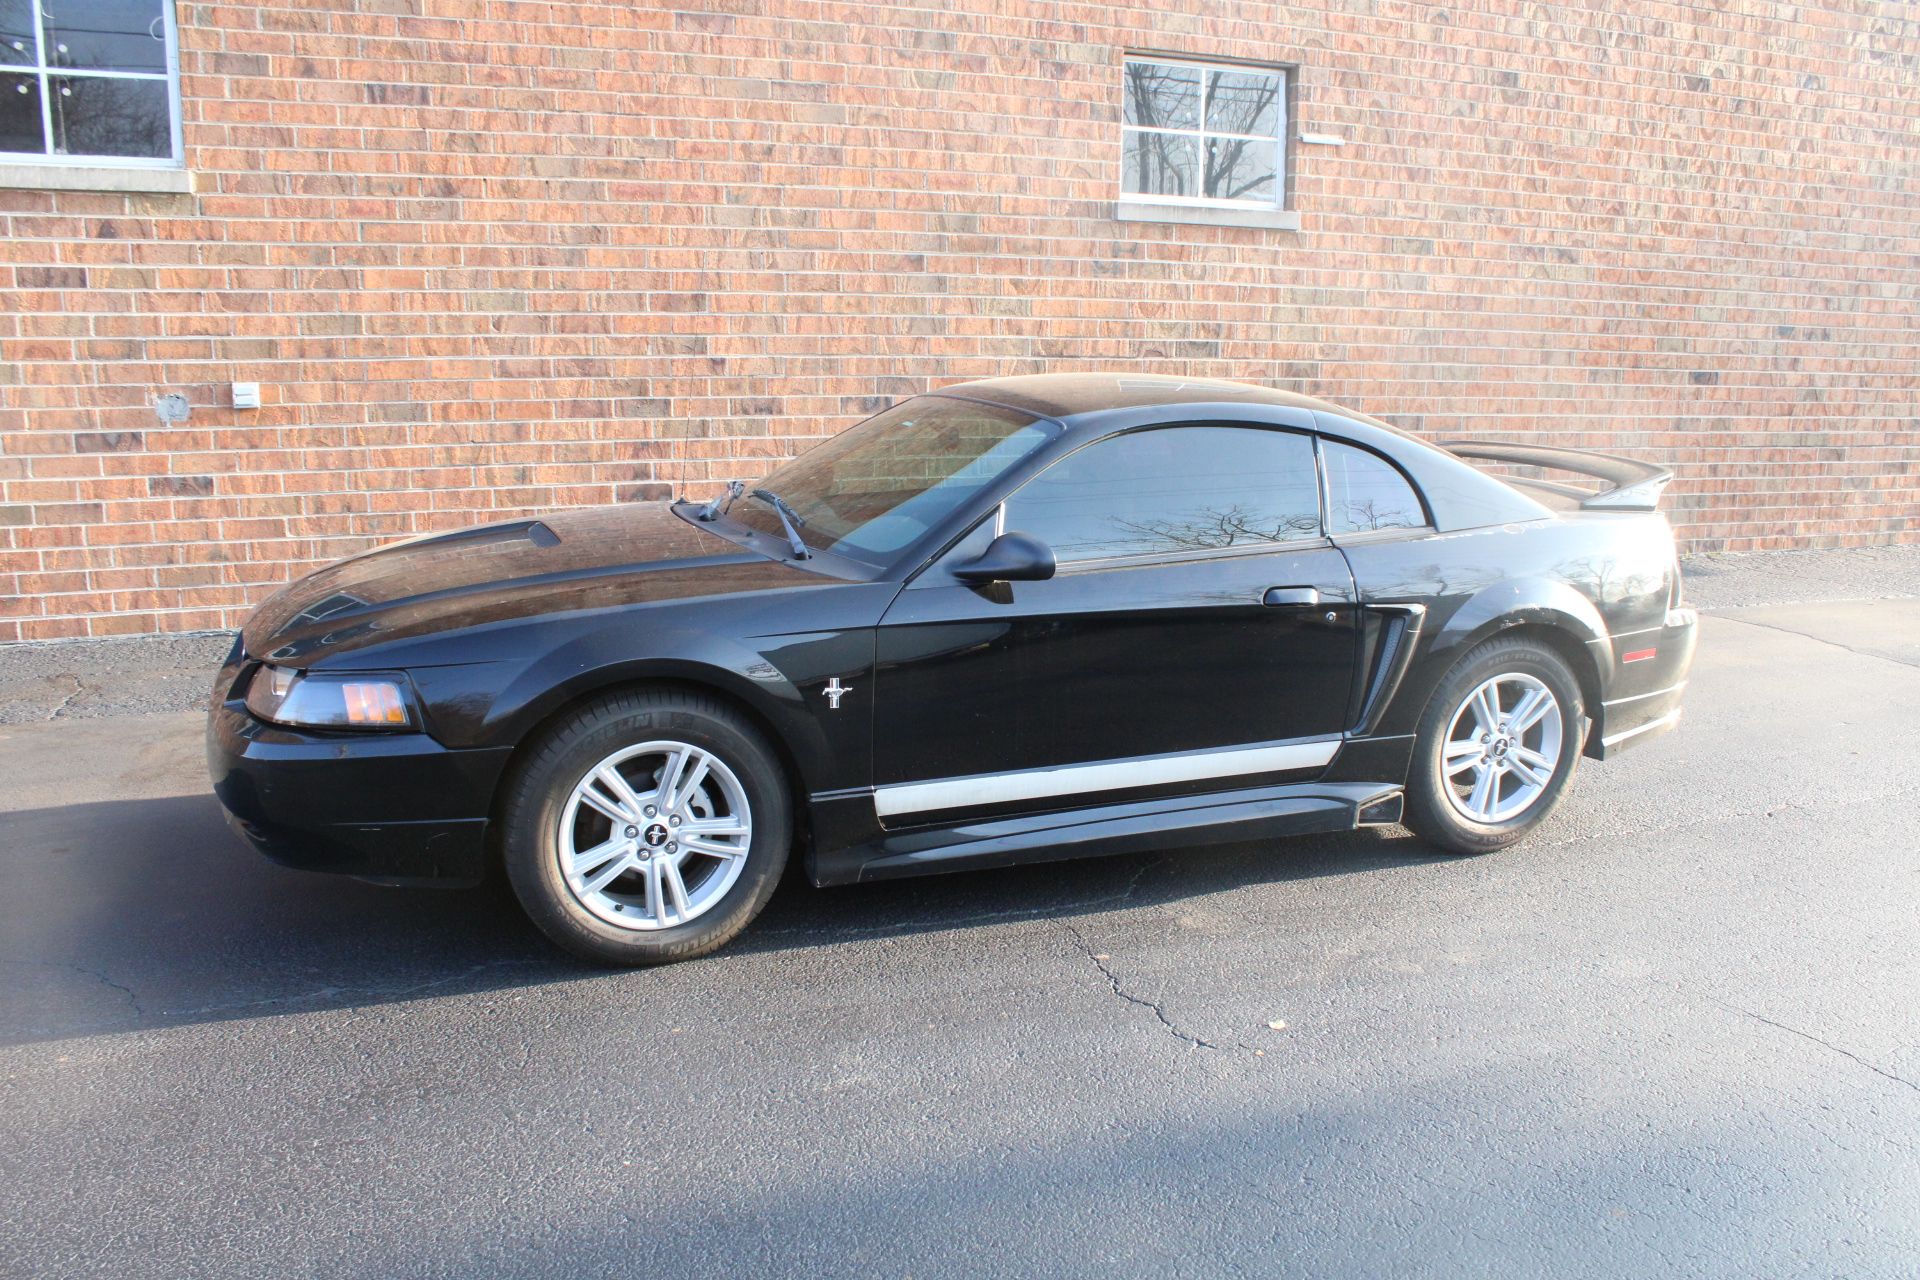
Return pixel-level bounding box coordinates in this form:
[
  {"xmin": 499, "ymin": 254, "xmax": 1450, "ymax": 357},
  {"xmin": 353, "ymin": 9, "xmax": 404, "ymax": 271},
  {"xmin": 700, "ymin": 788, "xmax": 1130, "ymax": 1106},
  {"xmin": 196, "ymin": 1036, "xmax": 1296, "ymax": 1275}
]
[{"xmin": 242, "ymin": 502, "xmax": 820, "ymax": 665}]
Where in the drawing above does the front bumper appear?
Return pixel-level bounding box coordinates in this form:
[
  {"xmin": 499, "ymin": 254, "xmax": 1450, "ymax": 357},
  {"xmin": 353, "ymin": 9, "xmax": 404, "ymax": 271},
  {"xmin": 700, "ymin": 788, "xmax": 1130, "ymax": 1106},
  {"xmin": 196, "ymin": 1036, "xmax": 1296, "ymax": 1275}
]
[{"xmin": 206, "ymin": 683, "xmax": 513, "ymax": 888}]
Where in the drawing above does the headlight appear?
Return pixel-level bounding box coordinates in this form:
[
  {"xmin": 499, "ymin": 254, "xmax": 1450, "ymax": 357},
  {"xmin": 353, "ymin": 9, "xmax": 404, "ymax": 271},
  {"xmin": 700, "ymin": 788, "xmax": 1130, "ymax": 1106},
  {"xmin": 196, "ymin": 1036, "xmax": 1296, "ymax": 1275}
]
[{"xmin": 244, "ymin": 665, "xmax": 417, "ymax": 730}]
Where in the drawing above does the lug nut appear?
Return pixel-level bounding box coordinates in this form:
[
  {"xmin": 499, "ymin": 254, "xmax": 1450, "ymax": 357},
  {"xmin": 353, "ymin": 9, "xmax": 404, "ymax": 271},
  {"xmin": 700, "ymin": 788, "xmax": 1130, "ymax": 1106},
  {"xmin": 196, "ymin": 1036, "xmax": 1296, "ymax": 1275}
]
[
  {"xmin": 665, "ymin": 841, "xmax": 678, "ymax": 854},
  {"xmin": 644, "ymin": 805, "xmax": 656, "ymax": 818},
  {"xmin": 669, "ymin": 815, "xmax": 681, "ymax": 827}
]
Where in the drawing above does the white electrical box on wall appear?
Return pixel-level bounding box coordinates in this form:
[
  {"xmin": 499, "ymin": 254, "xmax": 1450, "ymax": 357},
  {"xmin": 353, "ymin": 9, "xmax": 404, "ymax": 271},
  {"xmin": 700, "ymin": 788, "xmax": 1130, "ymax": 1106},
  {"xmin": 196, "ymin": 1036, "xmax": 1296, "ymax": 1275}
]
[{"xmin": 232, "ymin": 382, "xmax": 261, "ymax": 409}]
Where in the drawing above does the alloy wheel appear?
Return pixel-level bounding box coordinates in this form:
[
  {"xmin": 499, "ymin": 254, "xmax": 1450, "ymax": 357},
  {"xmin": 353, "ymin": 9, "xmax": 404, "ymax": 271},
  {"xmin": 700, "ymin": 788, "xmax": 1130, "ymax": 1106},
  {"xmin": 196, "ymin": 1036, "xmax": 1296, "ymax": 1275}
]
[
  {"xmin": 558, "ymin": 740, "xmax": 753, "ymax": 930},
  {"xmin": 1441, "ymin": 672, "xmax": 1564, "ymax": 824}
]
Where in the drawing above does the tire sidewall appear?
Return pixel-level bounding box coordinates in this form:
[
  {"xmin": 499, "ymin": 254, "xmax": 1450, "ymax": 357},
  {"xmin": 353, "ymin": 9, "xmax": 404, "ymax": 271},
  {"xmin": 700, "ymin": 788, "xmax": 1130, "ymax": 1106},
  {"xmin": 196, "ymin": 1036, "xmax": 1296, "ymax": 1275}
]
[
  {"xmin": 503, "ymin": 695, "xmax": 790, "ymax": 964},
  {"xmin": 1409, "ymin": 638, "xmax": 1583, "ymax": 853}
]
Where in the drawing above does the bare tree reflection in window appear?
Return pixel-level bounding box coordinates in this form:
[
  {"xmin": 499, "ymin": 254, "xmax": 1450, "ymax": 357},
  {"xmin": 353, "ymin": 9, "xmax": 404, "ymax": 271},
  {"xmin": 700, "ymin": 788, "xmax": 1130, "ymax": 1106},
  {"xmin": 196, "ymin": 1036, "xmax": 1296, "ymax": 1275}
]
[
  {"xmin": 1112, "ymin": 504, "xmax": 1322, "ymax": 553},
  {"xmin": 1122, "ymin": 58, "xmax": 1283, "ymax": 206},
  {"xmin": 50, "ymin": 74, "xmax": 168, "ymax": 157},
  {"xmin": 1203, "ymin": 71, "xmax": 1279, "ymax": 200},
  {"xmin": 1124, "ymin": 61, "xmax": 1200, "ymax": 130},
  {"xmin": 0, "ymin": 71, "xmax": 40, "ymax": 153},
  {"xmin": 1323, "ymin": 441, "xmax": 1427, "ymax": 534},
  {"xmin": 1123, "ymin": 62, "xmax": 1199, "ymax": 197},
  {"xmin": 6, "ymin": 0, "xmax": 177, "ymax": 161},
  {"xmin": 1331, "ymin": 499, "xmax": 1414, "ymax": 533}
]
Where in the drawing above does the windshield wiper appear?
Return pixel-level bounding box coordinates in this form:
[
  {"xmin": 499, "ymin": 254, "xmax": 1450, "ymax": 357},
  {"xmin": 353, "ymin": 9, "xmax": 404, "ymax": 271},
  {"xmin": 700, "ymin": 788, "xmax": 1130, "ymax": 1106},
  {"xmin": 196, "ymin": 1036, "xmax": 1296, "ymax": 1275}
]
[
  {"xmin": 698, "ymin": 479, "xmax": 743, "ymax": 522},
  {"xmin": 749, "ymin": 488, "xmax": 812, "ymax": 561}
]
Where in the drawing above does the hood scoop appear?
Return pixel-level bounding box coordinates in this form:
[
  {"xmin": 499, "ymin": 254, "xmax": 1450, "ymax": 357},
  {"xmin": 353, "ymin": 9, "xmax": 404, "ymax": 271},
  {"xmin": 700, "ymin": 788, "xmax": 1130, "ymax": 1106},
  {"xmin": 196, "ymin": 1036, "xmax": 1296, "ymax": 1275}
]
[
  {"xmin": 405, "ymin": 519, "xmax": 561, "ymax": 551},
  {"xmin": 242, "ymin": 501, "xmax": 781, "ymax": 662},
  {"xmin": 289, "ymin": 591, "xmax": 370, "ymax": 626}
]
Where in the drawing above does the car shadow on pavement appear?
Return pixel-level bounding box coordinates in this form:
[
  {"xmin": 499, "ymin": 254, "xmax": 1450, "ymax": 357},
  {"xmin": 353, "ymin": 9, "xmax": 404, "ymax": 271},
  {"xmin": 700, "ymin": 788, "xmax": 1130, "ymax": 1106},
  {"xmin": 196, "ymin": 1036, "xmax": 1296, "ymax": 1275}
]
[{"xmin": 0, "ymin": 792, "xmax": 1449, "ymax": 1048}]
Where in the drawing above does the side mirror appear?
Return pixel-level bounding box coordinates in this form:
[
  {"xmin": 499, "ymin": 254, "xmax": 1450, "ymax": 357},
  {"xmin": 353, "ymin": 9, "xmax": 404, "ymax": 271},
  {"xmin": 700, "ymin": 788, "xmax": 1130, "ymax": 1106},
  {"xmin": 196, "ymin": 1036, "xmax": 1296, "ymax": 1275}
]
[{"xmin": 952, "ymin": 531, "xmax": 1056, "ymax": 585}]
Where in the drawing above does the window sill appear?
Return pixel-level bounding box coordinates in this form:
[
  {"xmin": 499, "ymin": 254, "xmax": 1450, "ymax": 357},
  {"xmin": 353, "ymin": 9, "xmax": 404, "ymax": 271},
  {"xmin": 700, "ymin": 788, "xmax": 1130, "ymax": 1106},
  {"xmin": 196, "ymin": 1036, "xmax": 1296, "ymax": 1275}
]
[
  {"xmin": 0, "ymin": 163, "xmax": 195, "ymax": 194},
  {"xmin": 1116, "ymin": 201, "xmax": 1300, "ymax": 231}
]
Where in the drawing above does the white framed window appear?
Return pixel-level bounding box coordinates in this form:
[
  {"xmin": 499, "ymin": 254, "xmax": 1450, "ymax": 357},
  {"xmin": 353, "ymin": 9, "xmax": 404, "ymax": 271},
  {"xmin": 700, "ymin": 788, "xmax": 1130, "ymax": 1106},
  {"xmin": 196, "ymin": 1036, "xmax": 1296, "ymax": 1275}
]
[
  {"xmin": 1121, "ymin": 55, "xmax": 1287, "ymax": 211},
  {"xmin": 1, "ymin": 0, "xmax": 183, "ymax": 168}
]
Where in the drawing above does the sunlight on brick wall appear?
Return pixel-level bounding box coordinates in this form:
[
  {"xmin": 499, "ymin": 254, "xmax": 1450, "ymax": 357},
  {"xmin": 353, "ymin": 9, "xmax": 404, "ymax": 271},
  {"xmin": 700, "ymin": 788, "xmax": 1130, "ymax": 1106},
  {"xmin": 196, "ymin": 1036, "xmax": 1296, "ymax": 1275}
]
[{"xmin": 1, "ymin": 0, "xmax": 1916, "ymax": 638}]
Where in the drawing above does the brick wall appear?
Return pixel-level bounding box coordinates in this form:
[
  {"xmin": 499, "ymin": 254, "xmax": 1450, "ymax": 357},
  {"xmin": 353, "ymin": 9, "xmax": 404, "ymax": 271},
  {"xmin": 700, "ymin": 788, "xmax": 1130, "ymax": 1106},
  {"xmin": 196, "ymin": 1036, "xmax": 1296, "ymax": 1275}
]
[{"xmin": 1, "ymin": 0, "xmax": 1916, "ymax": 640}]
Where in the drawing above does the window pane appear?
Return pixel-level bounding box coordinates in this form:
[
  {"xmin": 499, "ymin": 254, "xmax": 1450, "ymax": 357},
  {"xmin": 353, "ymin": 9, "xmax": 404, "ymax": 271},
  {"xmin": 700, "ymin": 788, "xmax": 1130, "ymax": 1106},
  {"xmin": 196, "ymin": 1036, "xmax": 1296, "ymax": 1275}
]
[
  {"xmin": 49, "ymin": 73, "xmax": 170, "ymax": 157},
  {"xmin": 1206, "ymin": 68, "xmax": 1282, "ymax": 137},
  {"xmin": 2, "ymin": 1, "xmax": 35, "ymax": 68},
  {"xmin": 42, "ymin": 0, "xmax": 167, "ymax": 73},
  {"xmin": 1204, "ymin": 136, "xmax": 1277, "ymax": 203},
  {"xmin": 1122, "ymin": 61, "xmax": 1200, "ymax": 131},
  {"xmin": 1, "ymin": 70, "xmax": 41, "ymax": 154},
  {"xmin": 1006, "ymin": 428, "xmax": 1321, "ymax": 562},
  {"xmin": 1122, "ymin": 129, "xmax": 1197, "ymax": 199},
  {"xmin": 729, "ymin": 398, "xmax": 1054, "ymax": 567},
  {"xmin": 1323, "ymin": 441, "xmax": 1427, "ymax": 534}
]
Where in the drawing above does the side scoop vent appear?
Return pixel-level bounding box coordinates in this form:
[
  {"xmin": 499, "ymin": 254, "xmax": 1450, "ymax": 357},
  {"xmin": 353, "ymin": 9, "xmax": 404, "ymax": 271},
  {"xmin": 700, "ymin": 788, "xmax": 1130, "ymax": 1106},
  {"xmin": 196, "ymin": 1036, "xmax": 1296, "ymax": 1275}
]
[{"xmin": 1351, "ymin": 604, "xmax": 1427, "ymax": 737}]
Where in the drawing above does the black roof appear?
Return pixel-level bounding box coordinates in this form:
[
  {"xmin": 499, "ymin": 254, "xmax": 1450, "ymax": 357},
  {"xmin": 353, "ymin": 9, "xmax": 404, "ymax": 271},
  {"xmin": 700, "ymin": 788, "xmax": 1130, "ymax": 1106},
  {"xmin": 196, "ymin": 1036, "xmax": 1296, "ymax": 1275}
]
[
  {"xmin": 926, "ymin": 372, "xmax": 1553, "ymax": 533},
  {"xmin": 930, "ymin": 373, "xmax": 1354, "ymax": 423}
]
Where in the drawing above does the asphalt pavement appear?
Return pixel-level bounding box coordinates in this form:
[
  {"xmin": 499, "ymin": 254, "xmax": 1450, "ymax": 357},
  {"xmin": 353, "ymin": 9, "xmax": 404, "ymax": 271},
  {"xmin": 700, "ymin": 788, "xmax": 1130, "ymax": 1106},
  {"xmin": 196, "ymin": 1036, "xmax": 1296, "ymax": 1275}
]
[{"xmin": 1, "ymin": 547, "xmax": 1917, "ymax": 1278}]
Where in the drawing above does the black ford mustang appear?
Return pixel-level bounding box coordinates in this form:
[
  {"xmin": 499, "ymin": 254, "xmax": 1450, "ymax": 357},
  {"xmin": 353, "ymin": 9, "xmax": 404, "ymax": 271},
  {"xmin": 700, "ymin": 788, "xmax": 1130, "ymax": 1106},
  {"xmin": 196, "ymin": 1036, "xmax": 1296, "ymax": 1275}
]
[{"xmin": 209, "ymin": 375, "xmax": 1696, "ymax": 964}]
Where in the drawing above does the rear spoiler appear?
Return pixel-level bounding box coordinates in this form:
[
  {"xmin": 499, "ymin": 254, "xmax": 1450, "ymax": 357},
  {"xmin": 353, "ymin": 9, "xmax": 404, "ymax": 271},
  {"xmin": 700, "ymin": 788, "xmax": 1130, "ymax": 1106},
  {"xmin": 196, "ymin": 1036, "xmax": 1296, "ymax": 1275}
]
[{"xmin": 1439, "ymin": 441, "xmax": 1674, "ymax": 512}]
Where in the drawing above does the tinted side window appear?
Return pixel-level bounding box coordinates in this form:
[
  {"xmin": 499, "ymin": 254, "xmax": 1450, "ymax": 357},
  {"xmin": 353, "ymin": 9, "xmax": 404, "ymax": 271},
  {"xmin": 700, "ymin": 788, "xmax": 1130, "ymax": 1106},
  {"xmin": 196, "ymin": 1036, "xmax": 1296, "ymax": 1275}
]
[
  {"xmin": 1322, "ymin": 440, "xmax": 1427, "ymax": 534},
  {"xmin": 1004, "ymin": 427, "xmax": 1320, "ymax": 563}
]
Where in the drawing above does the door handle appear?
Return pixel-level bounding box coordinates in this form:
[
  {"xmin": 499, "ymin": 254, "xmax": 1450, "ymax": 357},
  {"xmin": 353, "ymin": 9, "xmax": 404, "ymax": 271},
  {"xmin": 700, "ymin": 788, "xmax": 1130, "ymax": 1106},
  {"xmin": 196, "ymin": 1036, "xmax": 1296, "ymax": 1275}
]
[{"xmin": 1262, "ymin": 586, "xmax": 1320, "ymax": 607}]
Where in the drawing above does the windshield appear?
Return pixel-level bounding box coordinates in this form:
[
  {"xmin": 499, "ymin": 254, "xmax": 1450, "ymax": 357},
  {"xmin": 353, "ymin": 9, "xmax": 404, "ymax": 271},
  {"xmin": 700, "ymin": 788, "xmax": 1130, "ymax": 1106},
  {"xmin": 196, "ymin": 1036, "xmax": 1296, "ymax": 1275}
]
[{"xmin": 724, "ymin": 396, "xmax": 1054, "ymax": 566}]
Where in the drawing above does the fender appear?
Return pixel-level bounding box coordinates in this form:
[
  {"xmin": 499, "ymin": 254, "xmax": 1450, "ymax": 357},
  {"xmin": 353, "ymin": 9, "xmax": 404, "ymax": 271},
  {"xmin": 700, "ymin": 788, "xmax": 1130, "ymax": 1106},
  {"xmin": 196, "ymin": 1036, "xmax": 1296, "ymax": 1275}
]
[
  {"xmin": 473, "ymin": 620, "xmax": 877, "ymax": 797},
  {"xmin": 1373, "ymin": 574, "xmax": 1612, "ymax": 740}
]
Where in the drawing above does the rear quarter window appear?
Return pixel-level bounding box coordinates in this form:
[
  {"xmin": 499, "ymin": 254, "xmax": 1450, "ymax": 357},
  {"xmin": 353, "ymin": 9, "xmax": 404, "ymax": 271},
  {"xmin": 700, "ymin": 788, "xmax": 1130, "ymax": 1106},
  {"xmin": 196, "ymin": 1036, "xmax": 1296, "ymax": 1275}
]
[{"xmin": 1322, "ymin": 440, "xmax": 1429, "ymax": 534}]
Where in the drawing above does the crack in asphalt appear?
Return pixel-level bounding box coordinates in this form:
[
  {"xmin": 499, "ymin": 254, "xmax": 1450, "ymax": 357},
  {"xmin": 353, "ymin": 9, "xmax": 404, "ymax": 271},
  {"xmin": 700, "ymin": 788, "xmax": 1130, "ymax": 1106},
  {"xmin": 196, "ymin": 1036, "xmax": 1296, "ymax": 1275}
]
[
  {"xmin": 83, "ymin": 965, "xmax": 142, "ymax": 1017},
  {"xmin": 1706, "ymin": 612, "xmax": 1920, "ymax": 669},
  {"xmin": 0, "ymin": 673, "xmax": 95, "ymax": 727},
  {"xmin": 11, "ymin": 860, "xmax": 1179, "ymax": 1041},
  {"xmin": 44, "ymin": 675, "xmax": 84, "ymax": 721},
  {"xmin": 1720, "ymin": 1001, "xmax": 1920, "ymax": 1096},
  {"xmin": 1063, "ymin": 925, "xmax": 1244, "ymax": 1053},
  {"xmin": 0, "ymin": 958, "xmax": 142, "ymax": 1018}
]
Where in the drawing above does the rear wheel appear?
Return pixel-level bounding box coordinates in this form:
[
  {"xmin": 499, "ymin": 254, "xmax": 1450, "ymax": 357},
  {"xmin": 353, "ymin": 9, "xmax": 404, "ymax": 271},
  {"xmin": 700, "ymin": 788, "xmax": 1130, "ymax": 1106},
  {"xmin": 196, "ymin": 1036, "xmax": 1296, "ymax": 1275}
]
[
  {"xmin": 501, "ymin": 689, "xmax": 790, "ymax": 965},
  {"xmin": 1406, "ymin": 636, "xmax": 1584, "ymax": 855}
]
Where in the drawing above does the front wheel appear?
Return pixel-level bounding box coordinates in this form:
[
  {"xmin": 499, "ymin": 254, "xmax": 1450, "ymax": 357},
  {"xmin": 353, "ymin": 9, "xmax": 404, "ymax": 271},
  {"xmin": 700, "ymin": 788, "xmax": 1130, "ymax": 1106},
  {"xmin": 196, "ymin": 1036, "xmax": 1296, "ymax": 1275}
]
[
  {"xmin": 1405, "ymin": 636, "xmax": 1584, "ymax": 855},
  {"xmin": 500, "ymin": 689, "xmax": 791, "ymax": 965}
]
